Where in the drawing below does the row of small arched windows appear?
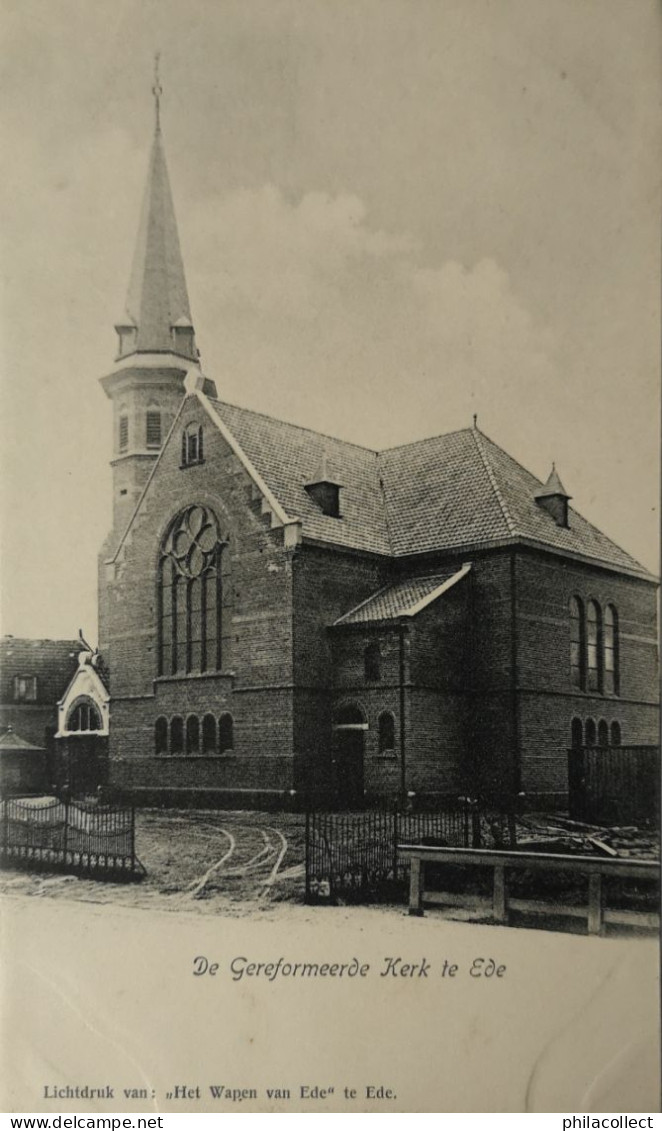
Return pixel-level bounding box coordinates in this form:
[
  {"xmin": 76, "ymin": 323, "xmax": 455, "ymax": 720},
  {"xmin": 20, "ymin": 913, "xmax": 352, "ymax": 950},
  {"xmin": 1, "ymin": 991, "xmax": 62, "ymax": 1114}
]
[
  {"xmin": 571, "ymin": 717, "xmax": 621, "ymax": 749},
  {"xmin": 570, "ymin": 598, "xmax": 619, "ymax": 695},
  {"xmin": 155, "ymin": 713, "xmax": 234, "ymax": 756}
]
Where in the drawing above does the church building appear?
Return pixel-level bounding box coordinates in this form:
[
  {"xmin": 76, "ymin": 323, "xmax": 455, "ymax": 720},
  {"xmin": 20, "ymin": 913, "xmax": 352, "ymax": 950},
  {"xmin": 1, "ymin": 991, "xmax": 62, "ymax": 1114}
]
[{"xmin": 97, "ymin": 96, "xmax": 659, "ymax": 810}]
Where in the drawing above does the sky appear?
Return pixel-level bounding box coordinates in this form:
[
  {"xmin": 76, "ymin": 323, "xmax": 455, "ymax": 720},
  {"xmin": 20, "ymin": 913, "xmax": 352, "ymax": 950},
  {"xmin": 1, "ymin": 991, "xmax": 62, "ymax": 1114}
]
[{"xmin": 1, "ymin": 0, "xmax": 660, "ymax": 641}]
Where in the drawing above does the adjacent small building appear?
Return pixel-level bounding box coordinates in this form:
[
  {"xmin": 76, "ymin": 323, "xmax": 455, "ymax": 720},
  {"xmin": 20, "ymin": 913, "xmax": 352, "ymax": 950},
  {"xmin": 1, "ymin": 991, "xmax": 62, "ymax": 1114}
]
[
  {"xmin": 0, "ymin": 728, "xmax": 47, "ymax": 796},
  {"xmin": 0, "ymin": 637, "xmax": 84, "ymax": 750}
]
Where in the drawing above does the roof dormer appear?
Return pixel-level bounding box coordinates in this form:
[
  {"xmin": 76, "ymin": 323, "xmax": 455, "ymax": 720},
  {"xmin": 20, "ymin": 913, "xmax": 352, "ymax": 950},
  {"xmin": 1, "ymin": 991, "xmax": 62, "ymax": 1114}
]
[
  {"xmin": 305, "ymin": 450, "xmax": 342, "ymax": 518},
  {"xmin": 534, "ymin": 464, "xmax": 571, "ymax": 528}
]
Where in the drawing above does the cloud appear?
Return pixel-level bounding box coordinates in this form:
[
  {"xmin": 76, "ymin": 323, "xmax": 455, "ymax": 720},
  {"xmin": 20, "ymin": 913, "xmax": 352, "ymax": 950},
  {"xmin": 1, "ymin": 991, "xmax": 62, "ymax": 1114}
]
[{"xmin": 187, "ymin": 184, "xmax": 557, "ymax": 445}]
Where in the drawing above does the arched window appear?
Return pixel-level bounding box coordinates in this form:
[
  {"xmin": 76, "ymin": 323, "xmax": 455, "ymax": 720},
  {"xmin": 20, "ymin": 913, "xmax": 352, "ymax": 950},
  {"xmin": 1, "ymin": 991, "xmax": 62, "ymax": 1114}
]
[
  {"xmin": 364, "ymin": 642, "xmax": 381, "ymax": 683},
  {"xmin": 585, "ymin": 718, "xmax": 596, "ymax": 747},
  {"xmin": 219, "ymin": 714, "xmax": 234, "ymax": 754},
  {"xmin": 378, "ymin": 712, "xmax": 396, "ymax": 754},
  {"xmin": 610, "ymin": 721, "xmax": 622, "ymax": 747},
  {"xmin": 571, "ymin": 717, "xmax": 583, "ymax": 748},
  {"xmin": 158, "ymin": 506, "xmax": 226, "ymax": 676},
  {"xmin": 570, "ymin": 597, "xmax": 585, "ymax": 689},
  {"xmin": 170, "ymin": 716, "xmax": 184, "ymax": 755},
  {"xmin": 604, "ymin": 605, "xmax": 619, "ymax": 695},
  {"xmin": 186, "ymin": 715, "xmax": 200, "ymax": 754},
  {"xmin": 66, "ymin": 697, "xmax": 102, "ymax": 733},
  {"xmin": 181, "ymin": 424, "xmax": 204, "ymax": 467},
  {"xmin": 597, "ymin": 719, "xmax": 609, "ymax": 747},
  {"xmin": 202, "ymin": 714, "xmax": 216, "ymax": 754},
  {"xmin": 587, "ymin": 601, "xmax": 602, "ymax": 692},
  {"xmin": 146, "ymin": 409, "xmax": 162, "ymax": 449},
  {"xmin": 155, "ymin": 716, "xmax": 168, "ymax": 754}
]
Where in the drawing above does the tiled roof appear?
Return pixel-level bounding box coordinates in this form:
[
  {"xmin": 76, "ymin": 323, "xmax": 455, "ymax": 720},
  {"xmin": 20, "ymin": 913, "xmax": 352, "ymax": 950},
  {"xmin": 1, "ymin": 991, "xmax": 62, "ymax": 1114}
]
[
  {"xmin": 200, "ymin": 398, "xmax": 652, "ymax": 578},
  {"xmin": 208, "ymin": 399, "xmax": 391, "ymax": 554},
  {"xmin": 334, "ymin": 567, "xmax": 470, "ymax": 625},
  {"xmin": 0, "ymin": 638, "xmax": 84, "ymax": 705}
]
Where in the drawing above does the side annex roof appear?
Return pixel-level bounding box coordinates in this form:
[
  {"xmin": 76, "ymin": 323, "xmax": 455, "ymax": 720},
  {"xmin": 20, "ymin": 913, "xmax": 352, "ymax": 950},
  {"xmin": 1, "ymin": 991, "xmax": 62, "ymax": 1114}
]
[{"xmin": 333, "ymin": 565, "xmax": 471, "ymax": 626}]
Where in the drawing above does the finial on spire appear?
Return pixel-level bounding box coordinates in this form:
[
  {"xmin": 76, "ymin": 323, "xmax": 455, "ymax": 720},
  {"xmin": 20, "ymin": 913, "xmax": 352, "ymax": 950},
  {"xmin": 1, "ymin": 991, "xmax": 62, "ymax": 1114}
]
[
  {"xmin": 152, "ymin": 52, "xmax": 163, "ymax": 132},
  {"xmin": 472, "ymin": 413, "xmax": 478, "ymax": 429}
]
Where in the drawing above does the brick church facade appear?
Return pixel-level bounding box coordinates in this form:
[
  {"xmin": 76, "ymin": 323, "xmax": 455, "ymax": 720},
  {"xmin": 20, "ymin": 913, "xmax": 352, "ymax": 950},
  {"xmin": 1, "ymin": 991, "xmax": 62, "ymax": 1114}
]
[{"xmin": 97, "ymin": 105, "xmax": 659, "ymax": 810}]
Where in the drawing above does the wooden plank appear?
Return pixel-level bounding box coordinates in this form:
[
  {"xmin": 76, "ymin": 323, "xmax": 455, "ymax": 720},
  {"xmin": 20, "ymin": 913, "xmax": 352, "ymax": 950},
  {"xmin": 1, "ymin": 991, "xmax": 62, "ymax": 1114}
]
[
  {"xmin": 603, "ymin": 909, "xmax": 659, "ymax": 928},
  {"xmin": 421, "ymin": 896, "xmax": 658, "ymax": 930},
  {"xmin": 508, "ymin": 898, "xmax": 588, "ymax": 920},
  {"xmin": 422, "ymin": 891, "xmax": 491, "ymax": 910},
  {"xmin": 398, "ymin": 844, "xmax": 657, "ymax": 878}
]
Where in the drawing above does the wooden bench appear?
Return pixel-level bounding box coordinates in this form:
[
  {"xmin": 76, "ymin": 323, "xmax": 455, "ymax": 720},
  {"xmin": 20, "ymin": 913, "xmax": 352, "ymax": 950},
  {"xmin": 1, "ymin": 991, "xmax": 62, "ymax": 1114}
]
[{"xmin": 399, "ymin": 844, "xmax": 659, "ymax": 935}]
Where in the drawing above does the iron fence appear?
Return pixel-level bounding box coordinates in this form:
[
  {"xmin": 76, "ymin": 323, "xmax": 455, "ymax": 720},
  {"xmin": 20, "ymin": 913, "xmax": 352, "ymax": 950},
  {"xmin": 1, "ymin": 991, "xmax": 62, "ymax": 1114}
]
[
  {"xmin": 0, "ymin": 795, "xmax": 144, "ymax": 881},
  {"xmin": 305, "ymin": 799, "xmax": 514, "ymax": 902},
  {"xmin": 568, "ymin": 745, "xmax": 660, "ymax": 826}
]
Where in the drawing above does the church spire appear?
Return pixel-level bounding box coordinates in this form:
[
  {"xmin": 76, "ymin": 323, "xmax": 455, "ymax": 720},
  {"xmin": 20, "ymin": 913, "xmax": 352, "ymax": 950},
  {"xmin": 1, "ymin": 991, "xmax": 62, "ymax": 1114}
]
[{"xmin": 115, "ymin": 57, "xmax": 198, "ymax": 362}]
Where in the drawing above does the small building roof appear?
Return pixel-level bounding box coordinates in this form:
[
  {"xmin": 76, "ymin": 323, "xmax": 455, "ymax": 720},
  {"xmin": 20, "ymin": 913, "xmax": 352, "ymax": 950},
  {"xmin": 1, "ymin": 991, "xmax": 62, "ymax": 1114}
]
[
  {"xmin": 333, "ymin": 565, "xmax": 471, "ymax": 626},
  {"xmin": 0, "ymin": 727, "xmax": 45, "ymax": 753},
  {"xmin": 0, "ymin": 638, "xmax": 85, "ymax": 705}
]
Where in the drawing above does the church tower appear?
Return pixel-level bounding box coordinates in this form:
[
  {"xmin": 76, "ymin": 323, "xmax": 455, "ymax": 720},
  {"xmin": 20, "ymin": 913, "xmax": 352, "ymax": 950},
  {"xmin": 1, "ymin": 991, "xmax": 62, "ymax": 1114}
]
[{"xmin": 100, "ymin": 60, "xmax": 199, "ymax": 544}]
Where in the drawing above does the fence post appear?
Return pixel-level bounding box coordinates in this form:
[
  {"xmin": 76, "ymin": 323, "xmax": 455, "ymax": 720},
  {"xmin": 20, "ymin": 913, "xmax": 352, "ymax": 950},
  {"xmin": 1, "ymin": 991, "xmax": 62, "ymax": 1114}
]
[
  {"xmin": 587, "ymin": 872, "xmax": 603, "ymax": 936},
  {"xmin": 493, "ymin": 864, "xmax": 507, "ymax": 923},
  {"xmin": 63, "ymin": 797, "xmax": 69, "ymax": 861},
  {"xmin": 304, "ymin": 809, "xmax": 310, "ymax": 902},
  {"xmin": 471, "ymin": 800, "xmax": 481, "ymax": 848},
  {"xmin": 130, "ymin": 807, "xmax": 136, "ymax": 872},
  {"xmin": 392, "ymin": 804, "xmax": 399, "ymax": 880},
  {"xmin": 408, "ymin": 856, "xmax": 424, "ymax": 916}
]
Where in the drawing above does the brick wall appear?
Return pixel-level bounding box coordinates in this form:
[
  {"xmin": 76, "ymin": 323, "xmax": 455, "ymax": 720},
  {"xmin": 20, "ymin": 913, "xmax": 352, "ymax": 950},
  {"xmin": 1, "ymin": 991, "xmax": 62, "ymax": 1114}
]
[
  {"xmin": 99, "ymin": 394, "xmax": 297, "ymax": 800},
  {"xmin": 513, "ymin": 550, "xmax": 659, "ymax": 802}
]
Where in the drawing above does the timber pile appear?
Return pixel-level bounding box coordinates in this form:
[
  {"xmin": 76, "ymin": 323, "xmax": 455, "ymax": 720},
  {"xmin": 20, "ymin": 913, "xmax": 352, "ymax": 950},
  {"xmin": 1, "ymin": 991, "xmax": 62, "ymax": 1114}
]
[{"xmin": 516, "ymin": 813, "xmax": 659, "ymax": 861}]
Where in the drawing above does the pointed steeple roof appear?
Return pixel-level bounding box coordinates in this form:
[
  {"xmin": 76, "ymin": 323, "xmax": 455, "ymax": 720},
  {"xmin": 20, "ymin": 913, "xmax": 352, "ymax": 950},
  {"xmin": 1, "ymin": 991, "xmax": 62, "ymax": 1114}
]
[
  {"xmin": 117, "ymin": 78, "xmax": 197, "ymax": 362},
  {"xmin": 534, "ymin": 463, "xmax": 570, "ymax": 500}
]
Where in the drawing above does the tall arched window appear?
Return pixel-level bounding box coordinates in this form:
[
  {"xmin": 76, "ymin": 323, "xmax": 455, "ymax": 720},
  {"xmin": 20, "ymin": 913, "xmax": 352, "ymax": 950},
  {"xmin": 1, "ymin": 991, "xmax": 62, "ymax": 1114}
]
[
  {"xmin": 202, "ymin": 714, "xmax": 216, "ymax": 754},
  {"xmin": 170, "ymin": 716, "xmax": 184, "ymax": 755},
  {"xmin": 597, "ymin": 719, "xmax": 609, "ymax": 747},
  {"xmin": 155, "ymin": 716, "xmax": 168, "ymax": 754},
  {"xmin": 571, "ymin": 717, "xmax": 583, "ymax": 748},
  {"xmin": 219, "ymin": 714, "xmax": 234, "ymax": 754},
  {"xmin": 587, "ymin": 601, "xmax": 602, "ymax": 692},
  {"xmin": 158, "ymin": 506, "xmax": 226, "ymax": 676},
  {"xmin": 610, "ymin": 721, "xmax": 621, "ymax": 746},
  {"xmin": 570, "ymin": 597, "xmax": 585, "ymax": 689},
  {"xmin": 364, "ymin": 643, "xmax": 381, "ymax": 683},
  {"xmin": 604, "ymin": 605, "xmax": 619, "ymax": 695},
  {"xmin": 186, "ymin": 715, "xmax": 200, "ymax": 754},
  {"xmin": 378, "ymin": 712, "xmax": 396, "ymax": 754},
  {"xmin": 585, "ymin": 718, "xmax": 597, "ymax": 747}
]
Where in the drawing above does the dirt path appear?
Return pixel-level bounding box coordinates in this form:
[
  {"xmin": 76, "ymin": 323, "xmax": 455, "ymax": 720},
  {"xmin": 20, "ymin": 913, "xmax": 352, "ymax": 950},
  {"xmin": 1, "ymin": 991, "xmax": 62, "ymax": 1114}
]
[{"xmin": 0, "ymin": 808, "xmax": 307, "ymax": 917}]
